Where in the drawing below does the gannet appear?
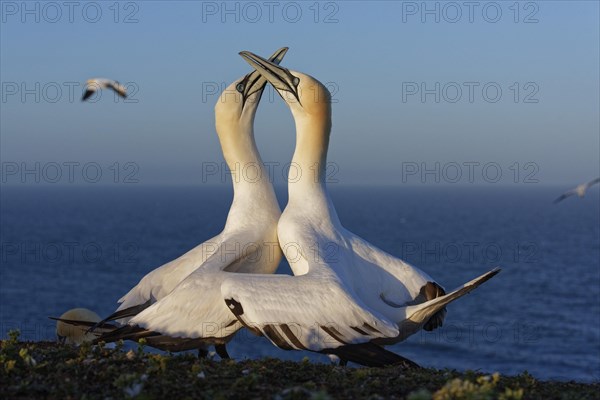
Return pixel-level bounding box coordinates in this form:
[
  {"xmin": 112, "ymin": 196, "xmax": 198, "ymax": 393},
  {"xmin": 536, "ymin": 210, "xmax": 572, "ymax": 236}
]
[
  {"xmin": 553, "ymin": 177, "xmax": 600, "ymax": 204},
  {"xmin": 89, "ymin": 48, "xmax": 288, "ymax": 358},
  {"xmin": 82, "ymin": 78, "xmax": 127, "ymax": 101},
  {"xmin": 220, "ymin": 51, "xmax": 501, "ymax": 367},
  {"xmin": 54, "ymin": 308, "xmax": 101, "ymax": 345}
]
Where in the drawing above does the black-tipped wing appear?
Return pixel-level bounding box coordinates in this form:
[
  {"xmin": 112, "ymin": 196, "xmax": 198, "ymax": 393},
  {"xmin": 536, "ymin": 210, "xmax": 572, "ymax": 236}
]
[
  {"xmin": 108, "ymin": 82, "xmax": 127, "ymax": 98},
  {"xmin": 81, "ymin": 89, "xmax": 95, "ymax": 101},
  {"xmin": 553, "ymin": 191, "xmax": 574, "ymax": 204},
  {"xmin": 586, "ymin": 177, "xmax": 600, "ymax": 188}
]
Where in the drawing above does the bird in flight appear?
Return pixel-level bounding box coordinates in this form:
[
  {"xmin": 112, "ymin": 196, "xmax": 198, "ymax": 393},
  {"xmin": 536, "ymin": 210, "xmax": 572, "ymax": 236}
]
[
  {"xmin": 553, "ymin": 177, "xmax": 600, "ymax": 204},
  {"xmin": 82, "ymin": 78, "xmax": 127, "ymax": 101}
]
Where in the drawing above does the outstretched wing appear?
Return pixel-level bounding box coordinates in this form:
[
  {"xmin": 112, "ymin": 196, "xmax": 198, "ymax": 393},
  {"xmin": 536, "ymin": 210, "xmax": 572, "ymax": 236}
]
[
  {"xmin": 586, "ymin": 177, "xmax": 600, "ymax": 188},
  {"xmin": 121, "ymin": 230, "xmax": 270, "ymax": 339},
  {"xmin": 393, "ymin": 268, "xmax": 501, "ymax": 342},
  {"xmin": 221, "ymin": 271, "xmax": 399, "ymax": 353},
  {"xmin": 553, "ymin": 190, "xmax": 574, "ymax": 204},
  {"xmin": 107, "ymin": 81, "xmax": 127, "ymax": 98},
  {"xmin": 127, "ymin": 268, "xmax": 241, "ymax": 340},
  {"xmin": 116, "ymin": 235, "xmax": 222, "ymax": 312},
  {"xmin": 81, "ymin": 88, "xmax": 96, "ymax": 101}
]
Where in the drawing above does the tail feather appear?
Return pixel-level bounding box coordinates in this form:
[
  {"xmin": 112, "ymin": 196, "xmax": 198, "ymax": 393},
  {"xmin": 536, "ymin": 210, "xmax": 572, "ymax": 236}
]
[
  {"xmin": 93, "ymin": 324, "xmax": 158, "ymax": 344},
  {"xmin": 90, "ymin": 300, "xmax": 152, "ymax": 332},
  {"xmin": 52, "ymin": 316, "xmax": 210, "ymax": 352},
  {"xmin": 49, "ymin": 317, "xmax": 118, "ymax": 333},
  {"xmin": 323, "ymin": 342, "xmax": 420, "ymax": 368},
  {"xmin": 94, "ymin": 325, "xmax": 209, "ymax": 352},
  {"xmin": 144, "ymin": 336, "xmax": 208, "ymax": 352},
  {"xmin": 399, "ymin": 267, "xmax": 500, "ymax": 339}
]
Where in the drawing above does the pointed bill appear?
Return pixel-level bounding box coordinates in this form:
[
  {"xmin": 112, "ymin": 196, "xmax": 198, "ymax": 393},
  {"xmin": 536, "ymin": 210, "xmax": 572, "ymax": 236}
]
[
  {"xmin": 239, "ymin": 50, "xmax": 301, "ymax": 104},
  {"xmin": 238, "ymin": 47, "xmax": 289, "ymax": 108}
]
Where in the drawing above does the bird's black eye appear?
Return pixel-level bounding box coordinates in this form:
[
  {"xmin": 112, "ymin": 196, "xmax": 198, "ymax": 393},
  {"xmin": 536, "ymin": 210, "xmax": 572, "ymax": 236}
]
[
  {"xmin": 292, "ymin": 77, "xmax": 300, "ymax": 87},
  {"xmin": 236, "ymin": 83, "xmax": 245, "ymax": 93}
]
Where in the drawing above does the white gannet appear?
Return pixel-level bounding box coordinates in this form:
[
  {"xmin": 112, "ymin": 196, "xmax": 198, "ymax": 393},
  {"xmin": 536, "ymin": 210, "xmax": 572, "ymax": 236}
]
[
  {"xmin": 553, "ymin": 177, "xmax": 600, "ymax": 204},
  {"xmin": 219, "ymin": 51, "xmax": 500, "ymax": 367},
  {"xmin": 89, "ymin": 48, "xmax": 288, "ymax": 358},
  {"xmin": 82, "ymin": 78, "xmax": 127, "ymax": 101},
  {"xmin": 54, "ymin": 308, "xmax": 101, "ymax": 345}
]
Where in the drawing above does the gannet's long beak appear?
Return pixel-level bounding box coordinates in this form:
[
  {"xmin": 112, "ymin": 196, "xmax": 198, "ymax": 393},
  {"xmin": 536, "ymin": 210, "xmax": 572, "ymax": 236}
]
[
  {"xmin": 238, "ymin": 47, "xmax": 289, "ymax": 108},
  {"xmin": 239, "ymin": 50, "xmax": 301, "ymax": 104}
]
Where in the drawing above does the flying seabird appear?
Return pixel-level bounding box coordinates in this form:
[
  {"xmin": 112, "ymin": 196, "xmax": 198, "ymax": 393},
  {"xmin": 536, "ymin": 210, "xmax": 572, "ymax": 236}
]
[
  {"xmin": 218, "ymin": 51, "xmax": 501, "ymax": 367},
  {"xmin": 82, "ymin": 78, "xmax": 127, "ymax": 101},
  {"xmin": 553, "ymin": 177, "xmax": 600, "ymax": 204}
]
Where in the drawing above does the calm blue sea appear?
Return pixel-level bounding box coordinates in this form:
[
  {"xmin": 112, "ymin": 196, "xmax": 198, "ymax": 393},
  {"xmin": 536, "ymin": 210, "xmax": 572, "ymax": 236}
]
[{"xmin": 1, "ymin": 185, "xmax": 599, "ymax": 382}]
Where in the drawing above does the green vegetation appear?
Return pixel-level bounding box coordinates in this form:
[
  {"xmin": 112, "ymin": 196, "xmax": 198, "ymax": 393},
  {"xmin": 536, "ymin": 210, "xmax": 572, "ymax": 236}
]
[{"xmin": 1, "ymin": 331, "xmax": 598, "ymax": 399}]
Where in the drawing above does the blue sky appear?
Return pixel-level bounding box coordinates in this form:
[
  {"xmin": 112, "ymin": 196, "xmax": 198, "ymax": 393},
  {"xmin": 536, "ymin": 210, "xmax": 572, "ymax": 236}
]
[{"xmin": 1, "ymin": 1, "xmax": 599, "ymax": 186}]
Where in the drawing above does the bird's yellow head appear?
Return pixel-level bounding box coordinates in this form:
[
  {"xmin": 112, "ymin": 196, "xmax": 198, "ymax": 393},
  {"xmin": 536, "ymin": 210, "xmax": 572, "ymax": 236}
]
[
  {"xmin": 215, "ymin": 47, "xmax": 289, "ymax": 132},
  {"xmin": 238, "ymin": 51, "xmax": 332, "ymax": 123},
  {"xmin": 239, "ymin": 50, "xmax": 333, "ymax": 151}
]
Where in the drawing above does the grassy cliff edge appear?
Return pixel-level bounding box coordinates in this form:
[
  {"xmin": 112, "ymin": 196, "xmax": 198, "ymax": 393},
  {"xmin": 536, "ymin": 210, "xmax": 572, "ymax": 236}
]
[{"xmin": 1, "ymin": 337, "xmax": 598, "ymax": 399}]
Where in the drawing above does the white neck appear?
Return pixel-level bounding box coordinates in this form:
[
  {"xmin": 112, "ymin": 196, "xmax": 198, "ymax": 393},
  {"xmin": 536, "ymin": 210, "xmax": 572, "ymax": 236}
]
[
  {"xmin": 217, "ymin": 117, "xmax": 280, "ymax": 226},
  {"xmin": 287, "ymin": 111, "xmax": 339, "ymax": 223}
]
